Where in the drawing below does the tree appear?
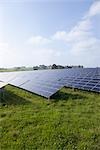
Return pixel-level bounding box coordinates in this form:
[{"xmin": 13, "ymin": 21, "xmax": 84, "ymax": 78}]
[{"xmin": 51, "ymin": 64, "xmax": 58, "ymax": 69}]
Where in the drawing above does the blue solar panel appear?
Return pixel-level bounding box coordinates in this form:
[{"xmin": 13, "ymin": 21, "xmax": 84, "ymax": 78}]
[{"xmin": 0, "ymin": 68, "xmax": 100, "ymax": 98}]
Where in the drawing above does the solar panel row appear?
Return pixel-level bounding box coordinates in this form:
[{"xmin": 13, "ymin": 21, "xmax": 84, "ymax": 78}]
[
  {"xmin": 0, "ymin": 81, "xmax": 8, "ymax": 89},
  {"xmin": 0, "ymin": 68, "xmax": 100, "ymax": 98}
]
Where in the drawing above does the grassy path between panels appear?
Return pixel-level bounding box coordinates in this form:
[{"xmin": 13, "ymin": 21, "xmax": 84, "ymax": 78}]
[{"xmin": 0, "ymin": 85, "xmax": 100, "ymax": 150}]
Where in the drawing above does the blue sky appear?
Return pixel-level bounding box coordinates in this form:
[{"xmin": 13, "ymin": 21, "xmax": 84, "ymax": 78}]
[{"xmin": 0, "ymin": 0, "xmax": 100, "ymax": 67}]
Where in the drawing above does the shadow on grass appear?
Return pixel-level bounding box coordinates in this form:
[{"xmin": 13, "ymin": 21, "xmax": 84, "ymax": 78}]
[
  {"xmin": 51, "ymin": 90, "xmax": 86, "ymax": 102},
  {"xmin": 0, "ymin": 89, "xmax": 32, "ymax": 106}
]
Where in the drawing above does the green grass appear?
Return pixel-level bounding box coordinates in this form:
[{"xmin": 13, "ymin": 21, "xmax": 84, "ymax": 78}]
[{"xmin": 0, "ymin": 85, "xmax": 100, "ymax": 150}]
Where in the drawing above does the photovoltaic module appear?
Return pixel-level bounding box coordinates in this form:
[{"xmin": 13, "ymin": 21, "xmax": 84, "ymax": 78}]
[{"xmin": 0, "ymin": 68, "xmax": 100, "ymax": 98}]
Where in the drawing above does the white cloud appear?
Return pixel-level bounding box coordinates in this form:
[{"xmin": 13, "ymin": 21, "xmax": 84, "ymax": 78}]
[
  {"xmin": 9, "ymin": 0, "xmax": 99, "ymax": 68},
  {"xmin": 25, "ymin": 48, "xmax": 62, "ymax": 65},
  {"xmin": 0, "ymin": 42, "xmax": 8, "ymax": 50},
  {"xmin": 86, "ymin": 0, "xmax": 100, "ymax": 18},
  {"xmin": 52, "ymin": 31, "xmax": 67, "ymax": 41},
  {"xmin": 0, "ymin": 42, "xmax": 17, "ymax": 67},
  {"xmin": 71, "ymin": 37, "xmax": 100, "ymax": 55},
  {"xmin": 52, "ymin": 1, "xmax": 100, "ymax": 67},
  {"xmin": 52, "ymin": 19, "xmax": 92, "ymax": 43},
  {"xmin": 28, "ymin": 35, "xmax": 50, "ymax": 45}
]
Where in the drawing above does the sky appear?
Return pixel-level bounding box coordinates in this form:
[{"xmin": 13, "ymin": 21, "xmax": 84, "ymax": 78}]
[{"xmin": 0, "ymin": 0, "xmax": 100, "ymax": 68}]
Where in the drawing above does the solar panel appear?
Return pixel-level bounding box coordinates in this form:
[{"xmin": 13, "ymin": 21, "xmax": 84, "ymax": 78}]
[
  {"xmin": 0, "ymin": 68, "xmax": 100, "ymax": 98},
  {"xmin": 0, "ymin": 81, "xmax": 8, "ymax": 89}
]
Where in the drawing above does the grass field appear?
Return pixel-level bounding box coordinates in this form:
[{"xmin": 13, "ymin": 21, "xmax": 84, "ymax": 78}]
[{"xmin": 0, "ymin": 85, "xmax": 100, "ymax": 150}]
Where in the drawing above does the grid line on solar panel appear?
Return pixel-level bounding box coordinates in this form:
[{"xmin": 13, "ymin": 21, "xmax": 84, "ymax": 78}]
[
  {"xmin": 96, "ymin": 84, "xmax": 100, "ymax": 87},
  {"xmin": 91, "ymin": 81, "xmax": 100, "ymax": 90},
  {"xmin": 10, "ymin": 78, "xmax": 30, "ymax": 86},
  {"xmin": 19, "ymin": 84, "xmax": 59, "ymax": 98},
  {"xmin": 83, "ymin": 86, "xmax": 94, "ymax": 90},
  {"xmin": 24, "ymin": 83, "xmax": 59, "ymax": 91},
  {"xmin": 17, "ymin": 85, "xmax": 54, "ymax": 98},
  {"xmin": 64, "ymin": 68, "xmax": 100, "ymax": 92},
  {"xmin": 19, "ymin": 80, "xmax": 30, "ymax": 86},
  {"xmin": 25, "ymin": 80, "xmax": 64, "ymax": 88},
  {"xmin": 18, "ymin": 80, "xmax": 63, "ymax": 96},
  {"xmin": 0, "ymin": 68, "xmax": 100, "ymax": 98},
  {"xmin": 89, "ymin": 80, "xmax": 99, "ymax": 84},
  {"xmin": 91, "ymin": 88, "xmax": 100, "ymax": 92},
  {"xmin": 21, "ymin": 81, "xmax": 61, "ymax": 88}
]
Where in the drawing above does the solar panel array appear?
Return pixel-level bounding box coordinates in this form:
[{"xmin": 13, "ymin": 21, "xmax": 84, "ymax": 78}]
[{"xmin": 0, "ymin": 68, "xmax": 100, "ymax": 98}]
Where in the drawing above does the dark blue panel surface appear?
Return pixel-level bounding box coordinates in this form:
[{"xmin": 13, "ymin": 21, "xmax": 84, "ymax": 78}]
[{"xmin": 0, "ymin": 68, "xmax": 100, "ymax": 98}]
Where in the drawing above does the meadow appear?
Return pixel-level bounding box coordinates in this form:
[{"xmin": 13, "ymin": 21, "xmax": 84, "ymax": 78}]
[{"xmin": 0, "ymin": 85, "xmax": 100, "ymax": 150}]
